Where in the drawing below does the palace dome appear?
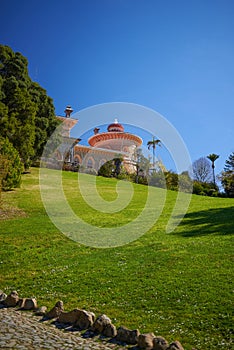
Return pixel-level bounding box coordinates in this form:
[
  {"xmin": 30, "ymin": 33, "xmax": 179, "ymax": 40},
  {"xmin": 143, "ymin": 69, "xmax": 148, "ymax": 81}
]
[
  {"xmin": 88, "ymin": 118, "xmax": 142, "ymax": 149},
  {"xmin": 107, "ymin": 118, "xmax": 124, "ymax": 132}
]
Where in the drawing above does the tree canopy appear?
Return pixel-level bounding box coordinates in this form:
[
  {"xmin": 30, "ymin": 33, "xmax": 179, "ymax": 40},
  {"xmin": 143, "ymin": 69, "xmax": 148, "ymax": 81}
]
[
  {"xmin": 224, "ymin": 151, "xmax": 234, "ymax": 172},
  {"xmin": 207, "ymin": 153, "xmax": 219, "ymax": 185},
  {"xmin": 220, "ymin": 152, "xmax": 234, "ymax": 197},
  {"xmin": 0, "ymin": 44, "xmax": 59, "ymax": 170},
  {"xmin": 147, "ymin": 137, "xmax": 161, "ymax": 169},
  {"xmin": 192, "ymin": 157, "xmax": 212, "ymax": 183},
  {"xmin": 0, "ymin": 137, "xmax": 23, "ymax": 192}
]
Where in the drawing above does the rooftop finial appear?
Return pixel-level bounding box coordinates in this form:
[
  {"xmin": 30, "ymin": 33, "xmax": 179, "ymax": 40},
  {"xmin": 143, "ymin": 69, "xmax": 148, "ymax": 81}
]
[
  {"xmin": 64, "ymin": 105, "xmax": 73, "ymax": 118},
  {"xmin": 93, "ymin": 127, "xmax": 100, "ymax": 135},
  {"xmin": 114, "ymin": 118, "xmax": 118, "ymax": 124}
]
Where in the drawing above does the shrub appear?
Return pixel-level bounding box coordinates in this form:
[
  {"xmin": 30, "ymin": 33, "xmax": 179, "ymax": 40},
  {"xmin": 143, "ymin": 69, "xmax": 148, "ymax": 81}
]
[
  {"xmin": 0, "ymin": 137, "xmax": 23, "ymax": 191},
  {"xmin": 84, "ymin": 168, "xmax": 97, "ymax": 175},
  {"xmin": 193, "ymin": 180, "xmax": 219, "ymax": 196},
  {"xmin": 220, "ymin": 171, "xmax": 234, "ymax": 197},
  {"xmin": 149, "ymin": 171, "xmax": 166, "ymax": 188},
  {"xmin": 98, "ymin": 160, "xmax": 115, "ymax": 177}
]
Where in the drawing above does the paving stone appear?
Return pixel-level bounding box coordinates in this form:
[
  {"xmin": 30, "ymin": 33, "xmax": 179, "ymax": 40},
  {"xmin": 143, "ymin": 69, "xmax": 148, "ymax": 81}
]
[{"xmin": 0, "ymin": 307, "xmax": 121, "ymax": 350}]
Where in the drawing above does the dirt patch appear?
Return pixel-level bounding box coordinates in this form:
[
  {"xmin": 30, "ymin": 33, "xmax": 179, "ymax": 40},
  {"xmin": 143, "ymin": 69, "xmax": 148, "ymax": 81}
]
[{"xmin": 0, "ymin": 206, "xmax": 27, "ymax": 220}]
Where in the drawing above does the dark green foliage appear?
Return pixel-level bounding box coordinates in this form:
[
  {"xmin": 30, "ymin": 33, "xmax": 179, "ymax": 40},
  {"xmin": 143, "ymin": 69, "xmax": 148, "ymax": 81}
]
[
  {"xmin": 193, "ymin": 181, "xmax": 219, "ymax": 196},
  {"xmin": 207, "ymin": 153, "xmax": 220, "ymax": 168},
  {"xmin": 220, "ymin": 152, "xmax": 234, "ymax": 197},
  {"xmin": 133, "ymin": 173, "xmax": 147, "ymax": 185},
  {"xmin": 98, "ymin": 157, "xmax": 123, "ymax": 178},
  {"xmin": 0, "ymin": 45, "xmax": 28, "ymax": 81},
  {"xmin": 0, "ymin": 44, "xmax": 58, "ymax": 170},
  {"xmin": 0, "ymin": 47, "xmax": 36, "ymax": 169},
  {"xmin": 98, "ymin": 160, "xmax": 115, "ymax": 177},
  {"xmin": 0, "ymin": 153, "xmax": 9, "ymax": 201},
  {"xmin": 221, "ymin": 173, "xmax": 234, "ymax": 197},
  {"xmin": 192, "ymin": 157, "xmax": 220, "ymax": 196},
  {"xmin": 148, "ymin": 170, "xmax": 189, "ymax": 192},
  {"xmin": 178, "ymin": 171, "xmax": 193, "ymax": 193},
  {"xmin": 2, "ymin": 76, "xmax": 36, "ymax": 168},
  {"xmin": 0, "ymin": 76, "xmax": 8, "ymax": 120},
  {"xmin": 135, "ymin": 148, "xmax": 151, "ymax": 177},
  {"xmin": 164, "ymin": 171, "xmax": 178, "ymax": 191},
  {"xmin": 29, "ymin": 82, "xmax": 59, "ymax": 163},
  {"xmin": 0, "ymin": 137, "xmax": 22, "ymax": 190},
  {"xmin": 141, "ymin": 168, "xmax": 218, "ymax": 196},
  {"xmin": 149, "ymin": 170, "xmax": 166, "ymax": 188},
  {"xmin": 113, "ymin": 157, "xmax": 122, "ymax": 176},
  {"xmin": 224, "ymin": 151, "xmax": 234, "ymax": 172}
]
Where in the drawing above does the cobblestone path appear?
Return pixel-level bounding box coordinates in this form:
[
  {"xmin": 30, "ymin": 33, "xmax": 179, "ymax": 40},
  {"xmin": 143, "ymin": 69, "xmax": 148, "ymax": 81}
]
[{"xmin": 0, "ymin": 307, "xmax": 125, "ymax": 350}]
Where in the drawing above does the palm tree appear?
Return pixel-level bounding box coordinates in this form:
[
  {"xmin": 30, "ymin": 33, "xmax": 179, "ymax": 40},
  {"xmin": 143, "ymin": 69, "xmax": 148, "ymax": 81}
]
[
  {"xmin": 147, "ymin": 137, "xmax": 161, "ymax": 169},
  {"xmin": 207, "ymin": 153, "xmax": 219, "ymax": 185}
]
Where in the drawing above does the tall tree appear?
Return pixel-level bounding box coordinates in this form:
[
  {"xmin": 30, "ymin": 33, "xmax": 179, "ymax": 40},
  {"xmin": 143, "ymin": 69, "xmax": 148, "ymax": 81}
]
[
  {"xmin": 0, "ymin": 137, "xmax": 22, "ymax": 191},
  {"xmin": 224, "ymin": 151, "xmax": 234, "ymax": 172},
  {"xmin": 134, "ymin": 148, "xmax": 151, "ymax": 176},
  {"xmin": 220, "ymin": 152, "xmax": 234, "ymax": 197},
  {"xmin": 0, "ymin": 44, "xmax": 58, "ymax": 170},
  {"xmin": 29, "ymin": 82, "xmax": 59, "ymax": 163},
  {"xmin": 2, "ymin": 76, "xmax": 36, "ymax": 168},
  {"xmin": 147, "ymin": 137, "xmax": 161, "ymax": 169},
  {"xmin": 113, "ymin": 156, "xmax": 123, "ymax": 177},
  {"xmin": 0, "ymin": 75, "xmax": 8, "ymax": 128},
  {"xmin": 192, "ymin": 157, "xmax": 212, "ymax": 183},
  {"xmin": 207, "ymin": 153, "xmax": 219, "ymax": 185}
]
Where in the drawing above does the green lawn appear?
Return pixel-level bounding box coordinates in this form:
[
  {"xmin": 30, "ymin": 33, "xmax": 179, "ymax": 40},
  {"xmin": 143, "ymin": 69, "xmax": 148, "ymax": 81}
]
[{"xmin": 0, "ymin": 168, "xmax": 233, "ymax": 349}]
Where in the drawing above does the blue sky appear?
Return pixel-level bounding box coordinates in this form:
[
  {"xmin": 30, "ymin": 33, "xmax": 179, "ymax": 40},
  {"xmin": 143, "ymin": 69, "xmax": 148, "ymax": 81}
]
[{"xmin": 1, "ymin": 0, "xmax": 234, "ymax": 175}]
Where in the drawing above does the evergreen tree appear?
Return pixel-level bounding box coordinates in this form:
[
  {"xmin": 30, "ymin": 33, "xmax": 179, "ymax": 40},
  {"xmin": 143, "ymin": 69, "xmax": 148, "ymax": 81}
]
[
  {"xmin": 220, "ymin": 152, "xmax": 234, "ymax": 197},
  {"xmin": 0, "ymin": 44, "xmax": 58, "ymax": 170},
  {"xmin": 29, "ymin": 82, "xmax": 59, "ymax": 163},
  {"xmin": 134, "ymin": 148, "xmax": 151, "ymax": 181},
  {"xmin": 224, "ymin": 151, "xmax": 234, "ymax": 172},
  {"xmin": 98, "ymin": 160, "xmax": 114, "ymax": 177},
  {"xmin": 178, "ymin": 171, "xmax": 193, "ymax": 193},
  {"xmin": 149, "ymin": 170, "xmax": 166, "ymax": 188},
  {"xmin": 113, "ymin": 157, "xmax": 123, "ymax": 177},
  {"xmin": 0, "ymin": 137, "xmax": 23, "ymax": 191},
  {"xmin": 2, "ymin": 76, "xmax": 36, "ymax": 168}
]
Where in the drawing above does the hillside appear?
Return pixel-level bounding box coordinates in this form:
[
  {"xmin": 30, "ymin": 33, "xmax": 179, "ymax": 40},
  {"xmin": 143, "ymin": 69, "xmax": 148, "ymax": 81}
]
[{"xmin": 0, "ymin": 168, "xmax": 233, "ymax": 349}]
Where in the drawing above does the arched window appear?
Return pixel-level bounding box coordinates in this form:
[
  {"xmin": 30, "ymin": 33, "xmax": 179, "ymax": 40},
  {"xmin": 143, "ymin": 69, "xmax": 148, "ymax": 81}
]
[
  {"xmin": 87, "ymin": 158, "xmax": 94, "ymax": 169},
  {"xmin": 74, "ymin": 155, "xmax": 82, "ymax": 164}
]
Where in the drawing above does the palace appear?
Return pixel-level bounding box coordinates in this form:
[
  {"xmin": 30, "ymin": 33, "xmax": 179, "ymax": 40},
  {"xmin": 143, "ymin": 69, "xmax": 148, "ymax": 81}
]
[{"xmin": 56, "ymin": 106, "xmax": 142, "ymax": 173}]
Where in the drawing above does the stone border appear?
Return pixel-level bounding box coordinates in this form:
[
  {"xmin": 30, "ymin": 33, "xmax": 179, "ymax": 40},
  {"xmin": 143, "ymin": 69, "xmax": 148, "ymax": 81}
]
[{"xmin": 0, "ymin": 290, "xmax": 197, "ymax": 350}]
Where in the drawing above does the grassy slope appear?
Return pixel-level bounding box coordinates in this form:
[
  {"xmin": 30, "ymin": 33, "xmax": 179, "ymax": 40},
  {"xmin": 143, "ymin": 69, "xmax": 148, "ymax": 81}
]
[{"xmin": 0, "ymin": 168, "xmax": 233, "ymax": 350}]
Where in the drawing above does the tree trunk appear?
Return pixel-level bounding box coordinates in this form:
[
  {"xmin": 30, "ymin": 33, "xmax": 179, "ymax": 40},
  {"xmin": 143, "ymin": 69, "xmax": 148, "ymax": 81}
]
[{"xmin": 212, "ymin": 164, "xmax": 216, "ymax": 185}]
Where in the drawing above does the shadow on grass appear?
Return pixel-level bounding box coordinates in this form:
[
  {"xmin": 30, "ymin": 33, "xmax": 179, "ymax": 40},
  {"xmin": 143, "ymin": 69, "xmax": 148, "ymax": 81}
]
[{"xmin": 175, "ymin": 206, "xmax": 234, "ymax": 237}]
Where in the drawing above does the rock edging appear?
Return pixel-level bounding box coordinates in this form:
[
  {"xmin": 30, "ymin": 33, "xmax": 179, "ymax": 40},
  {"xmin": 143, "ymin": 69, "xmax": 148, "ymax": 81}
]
[{"xmin": 0, "ymin": 290, "xmax": 197, "ymax": 350}]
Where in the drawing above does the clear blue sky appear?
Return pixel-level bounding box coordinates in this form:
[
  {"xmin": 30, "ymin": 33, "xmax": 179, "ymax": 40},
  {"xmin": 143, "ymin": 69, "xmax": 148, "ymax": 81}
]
[{"xmin": 1, "ymin": 0, "xmax": 234, "ymax": 175}]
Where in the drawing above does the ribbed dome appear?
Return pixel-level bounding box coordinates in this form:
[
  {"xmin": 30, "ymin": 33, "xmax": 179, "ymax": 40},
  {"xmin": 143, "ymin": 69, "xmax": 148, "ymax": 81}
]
[{"xmin": 107, "ymin": 118, "xmax": 124, "ymax": 132}]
